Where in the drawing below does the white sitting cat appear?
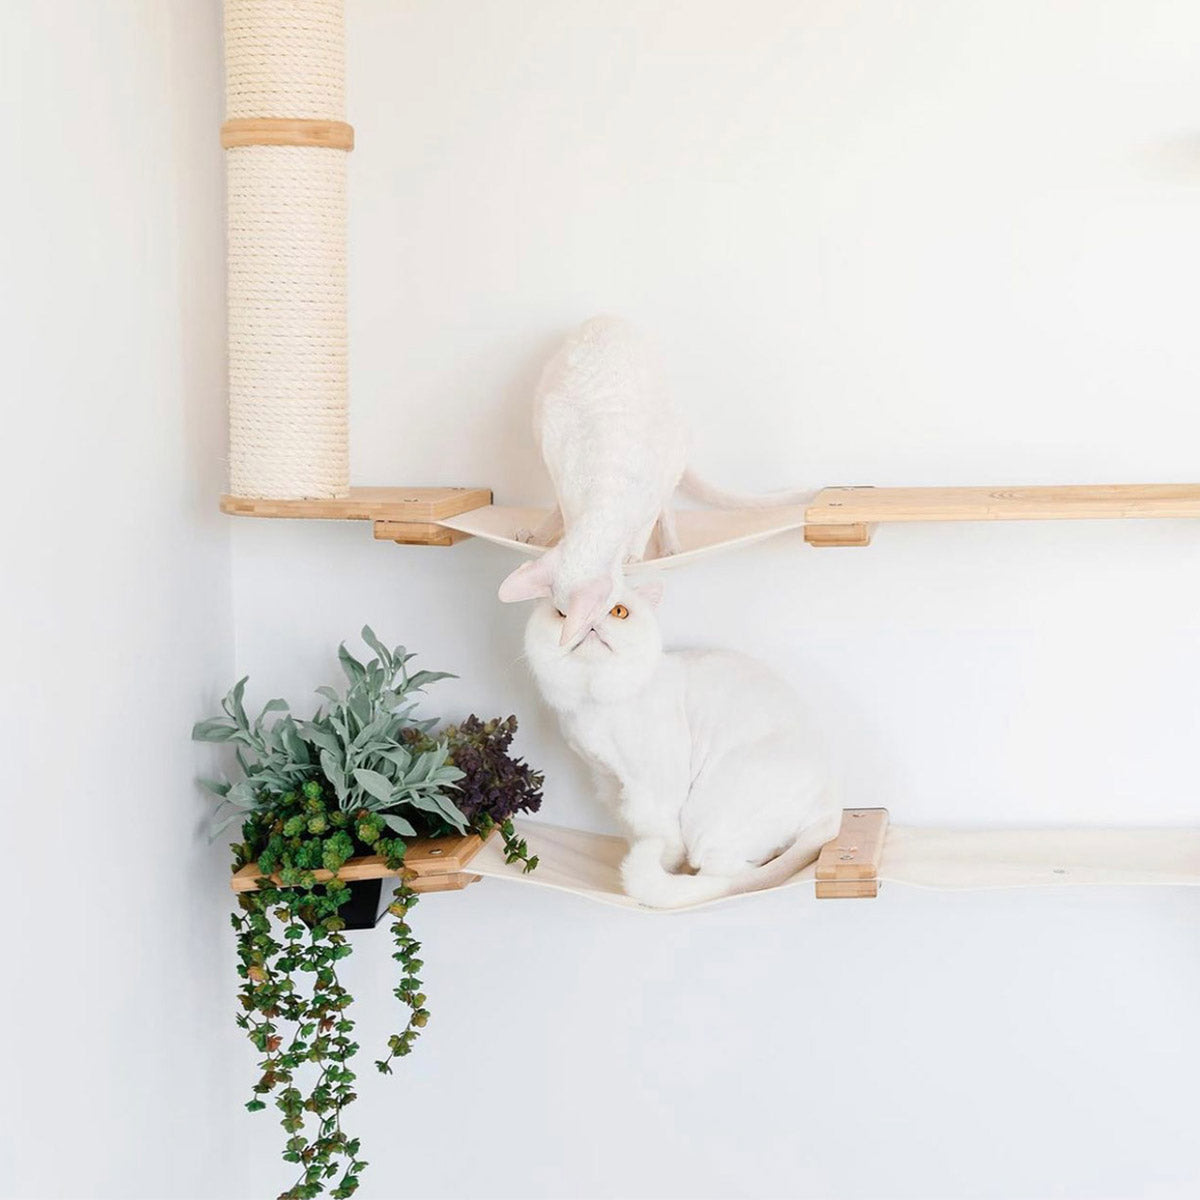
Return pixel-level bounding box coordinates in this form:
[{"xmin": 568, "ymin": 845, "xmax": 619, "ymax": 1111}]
[
  {"xmin": 523, "ymin": 584, "xmax": 841, "ymax": 908},
  {"xmin": 499, "ymin": 315, "xmax": 810, "ymax": 648}
]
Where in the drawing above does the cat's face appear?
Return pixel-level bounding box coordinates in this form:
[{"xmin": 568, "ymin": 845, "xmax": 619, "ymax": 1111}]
[
  {"xmin": 499, "ymin": 547, "xmax": 622, "ymax": 648},
  {"xmin": 523, "ymin": 582, "xmax": 663, "ymax": 710}
]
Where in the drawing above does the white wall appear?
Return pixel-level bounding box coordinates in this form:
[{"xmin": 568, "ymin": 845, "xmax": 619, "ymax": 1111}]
[
  {"xmin": 8, "ymin": 1, "xmax": 1200, "ymax": 1198},
  {"xmin": 2, "ymin": 3, "xmax": 256, "ymax": 1197},
  {"xmin": 232, "ymin": 3, "xmax": 1200, "ymax": 1197}
]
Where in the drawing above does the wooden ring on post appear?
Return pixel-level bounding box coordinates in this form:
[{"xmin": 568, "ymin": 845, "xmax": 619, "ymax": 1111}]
[{"xmin": 220, "ymin": 118, "xmax": 355, "ymax": 151}]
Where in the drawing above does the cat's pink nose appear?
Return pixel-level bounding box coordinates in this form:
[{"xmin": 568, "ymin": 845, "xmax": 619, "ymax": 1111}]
[{"xmin": 560, "ymin": 592, "xmax": 597, "ymax": 647}]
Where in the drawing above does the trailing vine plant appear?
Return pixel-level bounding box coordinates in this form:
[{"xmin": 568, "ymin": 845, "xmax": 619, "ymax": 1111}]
[{"xmin": 195, "ymin": 629, "xmax": 543, "ymax": 1199}]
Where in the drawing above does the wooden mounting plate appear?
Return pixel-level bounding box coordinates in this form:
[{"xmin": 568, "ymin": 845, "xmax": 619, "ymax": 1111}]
[
  {"xmin": 805, "ymin": 483, "xmax": 1200, "ymax": 529},
  {"xmin": 221, "ymin": 486, "xmax": 492, "ymax": 523},
  {"xmin": 815, "ymin": 808, "xmax": 890, "ymax": 899},
  {"xmin": 230, "ymin": 831, "xmax": 489, "ymax": 896}
]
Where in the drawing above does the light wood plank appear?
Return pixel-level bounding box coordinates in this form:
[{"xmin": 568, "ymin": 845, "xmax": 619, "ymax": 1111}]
[
  {"xmin": 220, "ymin": 486, "xmax": 492, "ymax": 524},
  {"xmin": 402, "ymin": 833, "xmax": 484, "ymax": 874},
  {"xmin": 373, "ymin": 520, "xmax": 471, "ymax": 547},
  {"xmin": 230, "ymin": 831, "xmax": 488, "ymax": 894},
  {"xmin": 813, "ymin": 878, "xmax": 881, "ymax": 899},
  {"xmin": 805, "ymin": 483, "xmax": 1200, "ymax": 527},
  {"xmin": 409, "ymin": 873, "xmax": 481, "ymax": 894},
  {"xmin": 815, "ymin": 808, "xmax": 890, "ymax": 899},
  {"xmin": 221, "ymin": 118, "xmax": 355, "ymax": 150},
  {"xmin": 803, "ymin": 522, "xmax": 873, "ymax": 547}
]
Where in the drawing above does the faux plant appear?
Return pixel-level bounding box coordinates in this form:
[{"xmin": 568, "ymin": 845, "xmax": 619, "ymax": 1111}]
[
  {"xmin": 194, "ymin": 628, "xmax": 543, "ymax": 1200},
  {"xmin": 408, "ymin": 715, "xmax": 541, "ymax": 872}
]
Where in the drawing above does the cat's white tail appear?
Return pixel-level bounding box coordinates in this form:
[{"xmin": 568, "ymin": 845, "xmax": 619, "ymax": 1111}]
[
  {"xmin": 620, "ymin": 832, "xmax": 827, "ymax": 910},
  {"xmin": 678, "ymin": 467, "xmax": 814, "ymax": 510}
]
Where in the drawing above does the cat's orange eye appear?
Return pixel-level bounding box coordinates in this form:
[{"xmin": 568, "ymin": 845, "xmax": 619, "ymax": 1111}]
[{"xmin": 609, "ymin": 604, "xmax": 629, "ymax": 619}]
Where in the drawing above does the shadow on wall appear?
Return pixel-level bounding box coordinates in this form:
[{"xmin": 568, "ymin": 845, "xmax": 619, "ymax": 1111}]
[{"xmin": 166, "ymin": 1, "xmax": 228, "ymax": 513}]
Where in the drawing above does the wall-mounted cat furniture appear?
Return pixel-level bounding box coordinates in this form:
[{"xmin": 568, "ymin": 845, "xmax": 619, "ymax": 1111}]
[
  {"xmin": 219, "ymin": 0, "xmax": 1200, "ymax": 907},
  {"xmin": 222, "ymin": 483, "xmax": 1200, "ymax": 553}
]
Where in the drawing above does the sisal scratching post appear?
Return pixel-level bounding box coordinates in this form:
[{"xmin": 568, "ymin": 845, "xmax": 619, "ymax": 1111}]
[{"xmin": 223, "ymin": 0, "xmax": 352, "ymax": 499}]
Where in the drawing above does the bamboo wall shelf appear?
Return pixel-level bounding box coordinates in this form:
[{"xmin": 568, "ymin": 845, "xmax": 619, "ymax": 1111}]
[
  {"xmin": 220, "ymin": 487, "xmax": 492, "ymax": 547},
  {"xmin": 225, "ymin": 810, "xmax": 1200, "ymax": 911},
  {"xmin": 803, "ymin": 482, "xmax": 1200, "ymax": 547},
  {"xmin": 231, "ymin": 831, "xmax": 489, "ymax": 896},
  {"xmin": 220, "ymin": 482, "xmax": 1200, "ymax": 554}
]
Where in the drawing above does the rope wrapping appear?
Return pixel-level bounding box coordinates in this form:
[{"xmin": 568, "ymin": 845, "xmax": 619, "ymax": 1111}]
[{"xmin": 224, "ymin": 0, "xmax": 350, "ymax": 499}]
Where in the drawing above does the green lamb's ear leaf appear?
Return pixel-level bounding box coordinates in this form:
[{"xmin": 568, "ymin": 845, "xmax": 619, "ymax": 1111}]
[
  {"xmin": 360, "ymin": 626, "xmax": 391, "ymax": 668},
  {"xmin": 347, "ymin": 688, "xmax": 372, "ymax": 728},
  {"xmin": 404, "ymin": 791, "xmax": 468, "ymax": 833},
  {"xmin": 381, "ymin": 701, "xmax": 420, "ymax": 727},
  {"xmin": 208, "ymin": 809, "xmax": 248, "ymax": 841},
  {"xmin": 353, "ymin": 768, "xmax": 396, "ymax": 806},
  {"xmin": 406, "ymin": 670, "xmax": 457, "ymax": 692},
  {"xmin": 338, "ymin": 643, "xmax": 366, "ymax": 684},
  {"xmin": 258, "ymin": 698, "xmax": 289, "ymax": 719},
  {"xmin": 226, "ymin": 677, "xmax": 249, "ymax": 728},
  {"xmin": 409, "ymin": 750, "xmax": 437, "ymax": 782},
  {"xmin": 381, "ymin": 814, "xmax": 417, "ymax": 837},
  {"xmin": 226, "ymin": 780, "xmax": 258, "ymax": 809},
  {"xmin": 372, "ymin": 747, "xmax": 412, "ymax": 772},
  {"xmin": 199, "ymin": 777, "xmax": 231, "ymax": 797},
  {"xmin": 352, "ymin": 713, "xmax": 390, "ymax": 749},
  {"xmin": 315, "ymin": 686, "xmax": 341, "ymax": 705},
  {"xmin": 192, "ymin": 719, "xmax": 237, "ymax": 742},
  {"xmin": 280, "ymin": 719, "xmax": 311, "ymax": 763},
  {"xmin": 304, "ymin": 723, "xmax": 343, "ymax": 758},
  {"xmin": 320, "ymin": 750, "xmax": 347, "ymax": 800}
]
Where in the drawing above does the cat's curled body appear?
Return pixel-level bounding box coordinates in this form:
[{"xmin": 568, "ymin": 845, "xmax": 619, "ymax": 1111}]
[{"xmin": 524, "ymin": 586, "xmax": 841, "ymax": 908}]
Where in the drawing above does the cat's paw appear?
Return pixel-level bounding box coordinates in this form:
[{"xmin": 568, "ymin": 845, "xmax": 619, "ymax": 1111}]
[{"xmin": 514, "ymin": 528, "xmax": 534, "ymax": 544}]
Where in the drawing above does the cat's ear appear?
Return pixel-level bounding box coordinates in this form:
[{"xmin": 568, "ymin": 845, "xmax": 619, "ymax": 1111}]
[
  {"xmin": 561, "ymin": 577, "xmax": 611, "ymax": 647},
  {"xmin": 498, "ymin": 552, "xmax": 556, "ymax": 603},
  {"xmin": 636, "ymin": 580, "xmax": 664, "ymax": 608}
]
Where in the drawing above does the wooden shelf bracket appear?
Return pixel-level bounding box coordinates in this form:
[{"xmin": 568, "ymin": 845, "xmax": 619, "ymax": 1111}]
[
  {"xmin": 815, "ymin": 808, "xmax": 890, "ymax": 898},
  {"xmin": 230, "ymin": 831, "xmax": 490, "ymax": 896},
  {"xmin": 220, "ymin": 487, "xmax": 493, "ymax": 547}
]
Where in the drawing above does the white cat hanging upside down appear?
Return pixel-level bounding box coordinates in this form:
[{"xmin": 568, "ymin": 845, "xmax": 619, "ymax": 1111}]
[
  {"xmin": 523, "ymin": 584, "xmax": 841, "ymax": 909},
  {"xmin": 498, "ymin": 315, "xmax": 811, "ymax": 646}
]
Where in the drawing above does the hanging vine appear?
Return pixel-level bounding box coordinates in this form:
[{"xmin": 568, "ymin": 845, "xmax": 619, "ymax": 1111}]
[{"xmin": 197, "ymin": 629, "xmax": 543, "ymax": 1199}]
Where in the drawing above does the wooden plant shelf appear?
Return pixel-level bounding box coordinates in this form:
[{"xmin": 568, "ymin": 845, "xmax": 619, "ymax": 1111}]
[
  {"xmin": 815, "ymin": 808, "xmax": 890, "ymax": 898},
  {"xmin": 230, "ymin": 831, "xmax": 490, "ymax": 896},
  {"xmin": 803, "ymin": 483, "xmax": 1200, "ymax": 547},
  {"xmin": 220, "ymin": 487, "xmax": 492, "ymax": 547}
]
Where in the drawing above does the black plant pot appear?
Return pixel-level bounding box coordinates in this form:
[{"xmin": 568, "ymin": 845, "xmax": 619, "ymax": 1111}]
[
  {"xmin": 300, "ymin": 878, "xmax": 394, "ymax": 931},
  {"xmin": 338, "ymin": 878, "xmax": 395, "ymax": 930}
]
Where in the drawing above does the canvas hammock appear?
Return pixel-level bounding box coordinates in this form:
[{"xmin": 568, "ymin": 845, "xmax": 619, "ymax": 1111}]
[
  {"xmin": 464, "ymin": 820, "xmax": 1200, "ymax": 912},
  {"xmin": 439, "ymin": 505, "xmax": 810, "ymax": 568}
]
